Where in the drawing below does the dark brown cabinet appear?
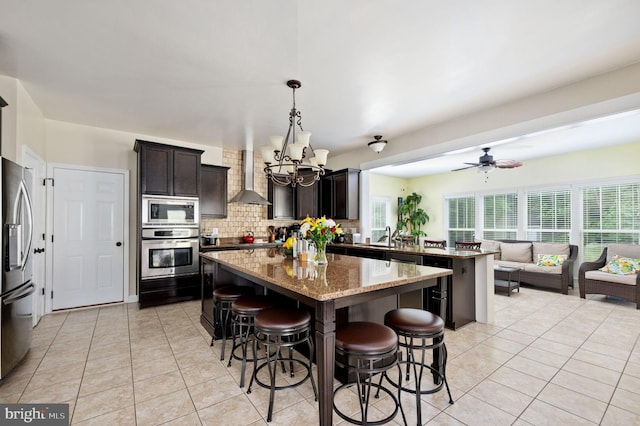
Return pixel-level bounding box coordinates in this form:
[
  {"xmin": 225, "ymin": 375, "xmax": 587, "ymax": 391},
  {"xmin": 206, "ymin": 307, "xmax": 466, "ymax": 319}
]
[
  {"xmin": 200, "ymin": 164, "xmax": 229, "ymax": 218},
  {"xmin": 134, "ymin": 139, "xmax": 203, "ymax": 197},
  {"xmin": 268, "ymin": 180, "xmax": 295, "ymax": 219},
  {"xmin": 321, "ymin": 168, "xmax": 360, "ymax": 219},
  {"xmin": 295, "ymin": 170, "xmax": 320, "ymax": 219},
  {"xmin": 268, "ymin": 170, "xmax": 322, "ymax": 219}
]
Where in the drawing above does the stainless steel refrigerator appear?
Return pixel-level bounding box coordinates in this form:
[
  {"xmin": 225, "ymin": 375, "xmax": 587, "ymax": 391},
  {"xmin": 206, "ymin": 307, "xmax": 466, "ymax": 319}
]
[{"xmin": 0, "ymin": 157, "xmax": 35, "ymax": 379}]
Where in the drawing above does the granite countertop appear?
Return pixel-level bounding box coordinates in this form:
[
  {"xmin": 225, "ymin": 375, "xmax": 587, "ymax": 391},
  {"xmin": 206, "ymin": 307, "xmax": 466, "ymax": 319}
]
[
  {"xmin": 200, "ymin": 250, "xmax": 452, "ymax": 301},
  {"xmin": 330, "ymin": 242, "xmax": 497, "ymax": 258}
]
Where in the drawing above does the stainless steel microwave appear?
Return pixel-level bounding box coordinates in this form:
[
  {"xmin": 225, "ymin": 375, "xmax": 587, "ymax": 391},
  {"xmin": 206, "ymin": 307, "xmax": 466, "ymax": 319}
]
[{"xmin": 141, "ymin": 195, "xmax": 199, "ymax": 226}]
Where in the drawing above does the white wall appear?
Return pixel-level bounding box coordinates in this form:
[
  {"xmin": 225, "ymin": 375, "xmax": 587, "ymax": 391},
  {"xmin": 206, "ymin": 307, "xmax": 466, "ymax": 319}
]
[
  {"xmin": 16, "ymin": 81, "xmax": 45, "ymax": 162},
  {"xmin": 0, "ymin": 77, "xmax": 45, "ymax": 163},
  {"xmin": 0, "ymin": 76, "xmax": 19, "ymax": 162},
  {"xmin": 45, "ymin": 120, "xmax": 224, "ymax": 297}
]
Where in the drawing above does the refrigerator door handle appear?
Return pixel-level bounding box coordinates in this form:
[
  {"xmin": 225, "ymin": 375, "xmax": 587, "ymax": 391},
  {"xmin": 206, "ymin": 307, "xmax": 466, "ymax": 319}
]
[
  {"xmin": 2, "ymin": 282, "xmax": 36, "ymax": 305},
  {"xmin": 15, "ymin": 180, "xmax": 34, "ymax": 271}
]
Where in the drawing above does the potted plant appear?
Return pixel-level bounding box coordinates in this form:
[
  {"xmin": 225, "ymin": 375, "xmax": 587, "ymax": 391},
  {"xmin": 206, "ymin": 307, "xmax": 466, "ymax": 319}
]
[{"xmin": 397, "ymin": 192, "xmax": 429, "ymax": 244}]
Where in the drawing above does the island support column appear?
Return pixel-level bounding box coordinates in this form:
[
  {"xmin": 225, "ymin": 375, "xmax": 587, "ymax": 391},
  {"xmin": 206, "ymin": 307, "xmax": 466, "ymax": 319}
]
[
  {"xmin": 314, "ymin": 299, "xmax": 336, "ymax": 426},
  {"xmin": 474, "ymin": 254, "xmax": 495, "ymax": 323}
]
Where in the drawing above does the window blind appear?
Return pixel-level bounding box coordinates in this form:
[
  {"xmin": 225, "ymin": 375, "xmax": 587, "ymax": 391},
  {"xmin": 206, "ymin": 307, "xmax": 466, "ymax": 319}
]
[
  {"xmin": 582, "ymin": 183, "xmax": 640, "ymax": 260},
  {"xmin": 526, "ymin": 189, "xmax": 571, "ymax": 242},
  {"xmin": 483, "ymin": 193, "xmax": 517, "ymax": 240},
  {"xmin": 447, "ymin": 196, "xmax": 475, "ymax": 243}
]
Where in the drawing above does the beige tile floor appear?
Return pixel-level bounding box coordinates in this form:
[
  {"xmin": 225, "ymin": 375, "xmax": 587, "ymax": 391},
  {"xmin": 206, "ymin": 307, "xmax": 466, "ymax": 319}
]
[{"xmin": 1, "ymin": 286, "xmax": 639, "ymax": 425}]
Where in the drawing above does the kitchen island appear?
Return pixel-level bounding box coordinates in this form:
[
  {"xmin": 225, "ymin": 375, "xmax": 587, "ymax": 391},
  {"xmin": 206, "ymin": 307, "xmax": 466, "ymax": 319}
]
[{"xmin": 200, "ymin": 250, "xmax": 452, "ymax": 426}]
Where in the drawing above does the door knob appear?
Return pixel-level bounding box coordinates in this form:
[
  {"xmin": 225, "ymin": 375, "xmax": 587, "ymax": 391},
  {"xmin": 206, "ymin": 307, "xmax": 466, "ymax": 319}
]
[{"xmin": 116, "ymin": 242, "xmax": 122, "ymax": 246}]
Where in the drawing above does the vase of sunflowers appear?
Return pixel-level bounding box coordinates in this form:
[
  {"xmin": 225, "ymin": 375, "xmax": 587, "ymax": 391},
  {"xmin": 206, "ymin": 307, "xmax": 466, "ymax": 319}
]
[{"xmin": 300, "ymin": 216, "xmax": 342, "ymax": 264}]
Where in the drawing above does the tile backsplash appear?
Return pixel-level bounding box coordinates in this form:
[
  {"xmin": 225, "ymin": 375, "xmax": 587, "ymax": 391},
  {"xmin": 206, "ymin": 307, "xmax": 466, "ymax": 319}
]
[{"xmin": 200, "ymin": 149, "xmax": 359, "ymax": 241}]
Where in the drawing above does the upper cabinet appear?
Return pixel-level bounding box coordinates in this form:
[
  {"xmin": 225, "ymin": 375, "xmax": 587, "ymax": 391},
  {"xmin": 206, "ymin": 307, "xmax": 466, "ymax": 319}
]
[
  {"xmin": 321, "ymin": 168, "xmax": 360, "ymax": 220},
  {"xmin": 200, "ymin": 164, "xmax": 229, "ymax": 218},
  {"xmin": 134, "ymin": 140, "xmax": 203, "ymax": 197},
  {"xmin": 268, "ymin": 169, "xmax": 322, "ymax": 220},
  {"xmin": 268, "ymin": 179, "xmax": 295, "ymax": 220},
  {"xmin": 295, "ymin": 170, "xmax": 320, "ymax": 219}
]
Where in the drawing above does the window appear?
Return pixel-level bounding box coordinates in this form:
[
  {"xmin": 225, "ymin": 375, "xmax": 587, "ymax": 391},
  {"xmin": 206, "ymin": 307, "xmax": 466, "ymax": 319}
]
[
  {"xmin": 447, "ymin": 196, "xmax": 475, "ymax": 243},
  {"xmin": 526, "ymin": 189, "xmax": 571, "ymax": 243},
  {"xmin": 370, "ymin": 196, "xmax": 392, "ymax": 243},
  {"xmin": 581, "ymin": 182, "xmax": 640, "ymax": 261},
  {"xmin": 483, "ymin": 193, "xmax": 517, "ymax": 240},
  {"xmin": 443, "ymin": 178, "xmax": 639, "ymax": 263}
]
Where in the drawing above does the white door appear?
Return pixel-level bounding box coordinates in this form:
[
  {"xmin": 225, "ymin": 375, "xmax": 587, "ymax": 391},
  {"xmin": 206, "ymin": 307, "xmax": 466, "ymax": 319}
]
[
  {"xmin": 22, "ymin": 148, "xmax": 47, "ymax": 326},
  {"xmin": 51, "ymin": 166, "xmax": 125, "ymax": 309}
]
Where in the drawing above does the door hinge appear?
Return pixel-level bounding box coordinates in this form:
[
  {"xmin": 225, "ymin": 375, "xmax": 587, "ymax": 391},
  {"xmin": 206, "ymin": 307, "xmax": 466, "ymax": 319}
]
[
  {"xmin": 41, "ymin": 288, "xmax": 45, "ymax": 296},
  {"xmin": 51, "ymin": 235, "xmax": 54, "ymax": 243},
  {"xmin": 42, "ymin": 233, "xmax": 46, "ymax": 241},
  {"xmin": 44, "ymin": 177, "xmax": 54, "ymax": 186},
  {"xmin": 50, "ymin": 290, "xmax": 53, "ymax": 299}
]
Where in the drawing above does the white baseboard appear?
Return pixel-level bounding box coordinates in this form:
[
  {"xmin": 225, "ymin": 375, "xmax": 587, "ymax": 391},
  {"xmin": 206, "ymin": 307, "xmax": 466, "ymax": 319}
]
[{"xmin": 126, "ymin": 294, "xmax": 139, "ymax": 303}]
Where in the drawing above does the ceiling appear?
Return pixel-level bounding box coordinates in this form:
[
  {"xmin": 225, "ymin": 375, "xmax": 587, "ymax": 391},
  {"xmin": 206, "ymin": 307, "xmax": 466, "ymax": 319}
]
[
  {"xmin": 1, "ymin": 1, "xmax": 640, "ymax": 167},
  {"xmin": 370, "ymin": 109, "xmax": 640, "ymax": 177}
]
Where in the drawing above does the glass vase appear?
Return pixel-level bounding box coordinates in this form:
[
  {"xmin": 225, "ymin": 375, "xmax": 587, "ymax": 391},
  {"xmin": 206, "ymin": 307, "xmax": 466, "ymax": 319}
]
[{"xmin": 314, "ymin": 240, "xmax": 328, "ymax": 264}]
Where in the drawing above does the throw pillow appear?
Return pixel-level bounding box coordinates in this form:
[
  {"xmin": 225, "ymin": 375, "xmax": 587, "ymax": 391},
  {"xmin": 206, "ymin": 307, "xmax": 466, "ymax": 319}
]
[
  {"xmin": 599, "ymin": 255, "xmax": 640, "ymax": 275},
  {"xmin": 536, "ymin": 254, "xmax": 568, "ymax": 267}
]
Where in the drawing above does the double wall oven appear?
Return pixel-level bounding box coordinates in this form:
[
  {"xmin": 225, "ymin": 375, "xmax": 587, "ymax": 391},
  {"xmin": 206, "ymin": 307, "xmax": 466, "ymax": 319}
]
[{"xmin": 140, "ymin": 195, "xmax": 200, "ymax": 280}]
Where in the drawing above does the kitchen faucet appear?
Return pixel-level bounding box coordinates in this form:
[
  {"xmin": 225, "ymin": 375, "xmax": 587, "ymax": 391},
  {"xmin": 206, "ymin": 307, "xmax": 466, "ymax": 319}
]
[{"xmin": 385, "ymin": 226, "xmax": 392, "ymax": 247}]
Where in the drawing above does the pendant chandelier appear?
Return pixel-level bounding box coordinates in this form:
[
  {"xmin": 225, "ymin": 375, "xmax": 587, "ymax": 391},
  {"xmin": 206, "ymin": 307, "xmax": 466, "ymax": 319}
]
[{"xmin": 261, "ymin": 80, "xmax": 329, "ymax": 187}]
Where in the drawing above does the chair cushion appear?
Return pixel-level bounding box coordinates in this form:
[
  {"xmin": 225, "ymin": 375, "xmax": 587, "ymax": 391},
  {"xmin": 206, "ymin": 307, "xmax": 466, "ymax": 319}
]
[
  {"xmin": 532, "ymin": 242, "xmax": 570, "ymax": 261},
  {"xmin": 336, "ymin": 322, "xmax": 397, "ymax": 354},
  {"xmin": 213, "ymin": 286, "xmax": 252, "ymax": 300},
  {"xmin": 523, "ymin": 263, "xmax": 562, "ymax": 274},
  {"xmin": 585, "ymin": 270, "xmax": 637, "ymax": 285},
  {"xmin": 384, "ymin": 308, "xmax": 444, "ymax": 334},
  {"xmin": 494, "ymin": 260, "xmax": 528, "ymax": 270},
  {"xmin": 231, "ymin": 295, "xmax": 273, "ymax": 314},
  {"xmin": 607, "ymin": 244, "xmax": 640, "ymax": 263},
  {"xmin": 254, "ymin": 308, "xmax": 311, "ymax": 331},
  {"xmin": 500, "ymin": 243, "xmax": 532, "ymax": 263}
]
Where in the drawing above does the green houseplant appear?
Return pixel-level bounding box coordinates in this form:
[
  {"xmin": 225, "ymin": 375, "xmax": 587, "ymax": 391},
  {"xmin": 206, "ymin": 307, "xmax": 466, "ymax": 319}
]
[{"xmin": 397, "ymin": 192, "xmax": 429, "ymax": 244}]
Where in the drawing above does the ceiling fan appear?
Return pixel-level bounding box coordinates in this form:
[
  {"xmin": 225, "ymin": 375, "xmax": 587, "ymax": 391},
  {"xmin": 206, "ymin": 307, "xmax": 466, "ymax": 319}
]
[{"xmin": 452, "ymin": 147, "xmax": 522, "ymax": 172}]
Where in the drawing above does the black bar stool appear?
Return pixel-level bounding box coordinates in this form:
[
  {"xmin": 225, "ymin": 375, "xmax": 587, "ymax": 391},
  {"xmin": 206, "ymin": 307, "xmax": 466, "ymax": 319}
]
[
  {"xmin": 333, "ymin": 321, "xmax": 407, "ymax": 426},
  {"xmin": 211, "ymin": 286, "xmax": 253, "ymax": 361},
  {"xmin": 247, "ymin": 307, "xmax": 318, "ymax": 422},
  {"xmin": 382, "ymin": 308, "xmax": 453, "ymax": 425},
  {"xmin": 228, "ymin": 295, "xmax": 273, "ymax": 387}
]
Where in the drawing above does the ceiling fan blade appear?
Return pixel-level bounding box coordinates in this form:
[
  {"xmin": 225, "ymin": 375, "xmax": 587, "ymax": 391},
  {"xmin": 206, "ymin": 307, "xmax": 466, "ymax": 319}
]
[
  {"xmin": 452, "ymin": 164, "xmax": 478, "ymax": 171},
  {"xmin": 495, "ymin": 159, "xmax": 523, "ymax": 168}
]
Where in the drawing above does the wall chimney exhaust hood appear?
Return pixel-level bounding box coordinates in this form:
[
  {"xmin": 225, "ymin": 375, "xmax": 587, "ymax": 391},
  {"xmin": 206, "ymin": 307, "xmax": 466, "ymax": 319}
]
[{"xmin": 229, "ymin": 150, "xmax": 271, "ymax": 205}]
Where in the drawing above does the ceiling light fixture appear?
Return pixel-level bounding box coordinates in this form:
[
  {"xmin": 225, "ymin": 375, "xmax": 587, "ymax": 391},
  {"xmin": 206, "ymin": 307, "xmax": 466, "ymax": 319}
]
[
  {"xmin": 368, "ymin": 135, "xmax": 387, "ymax": 153},
  {"xmin": 261, "ymin": 80, "xmax": 328, "ymax": 187}
]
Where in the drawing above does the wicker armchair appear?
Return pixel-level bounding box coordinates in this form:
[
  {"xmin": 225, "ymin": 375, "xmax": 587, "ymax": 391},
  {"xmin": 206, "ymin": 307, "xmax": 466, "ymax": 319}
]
[{"xmin": 579, "ymin": 244, "xmax": 640, "ymax": 309}]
